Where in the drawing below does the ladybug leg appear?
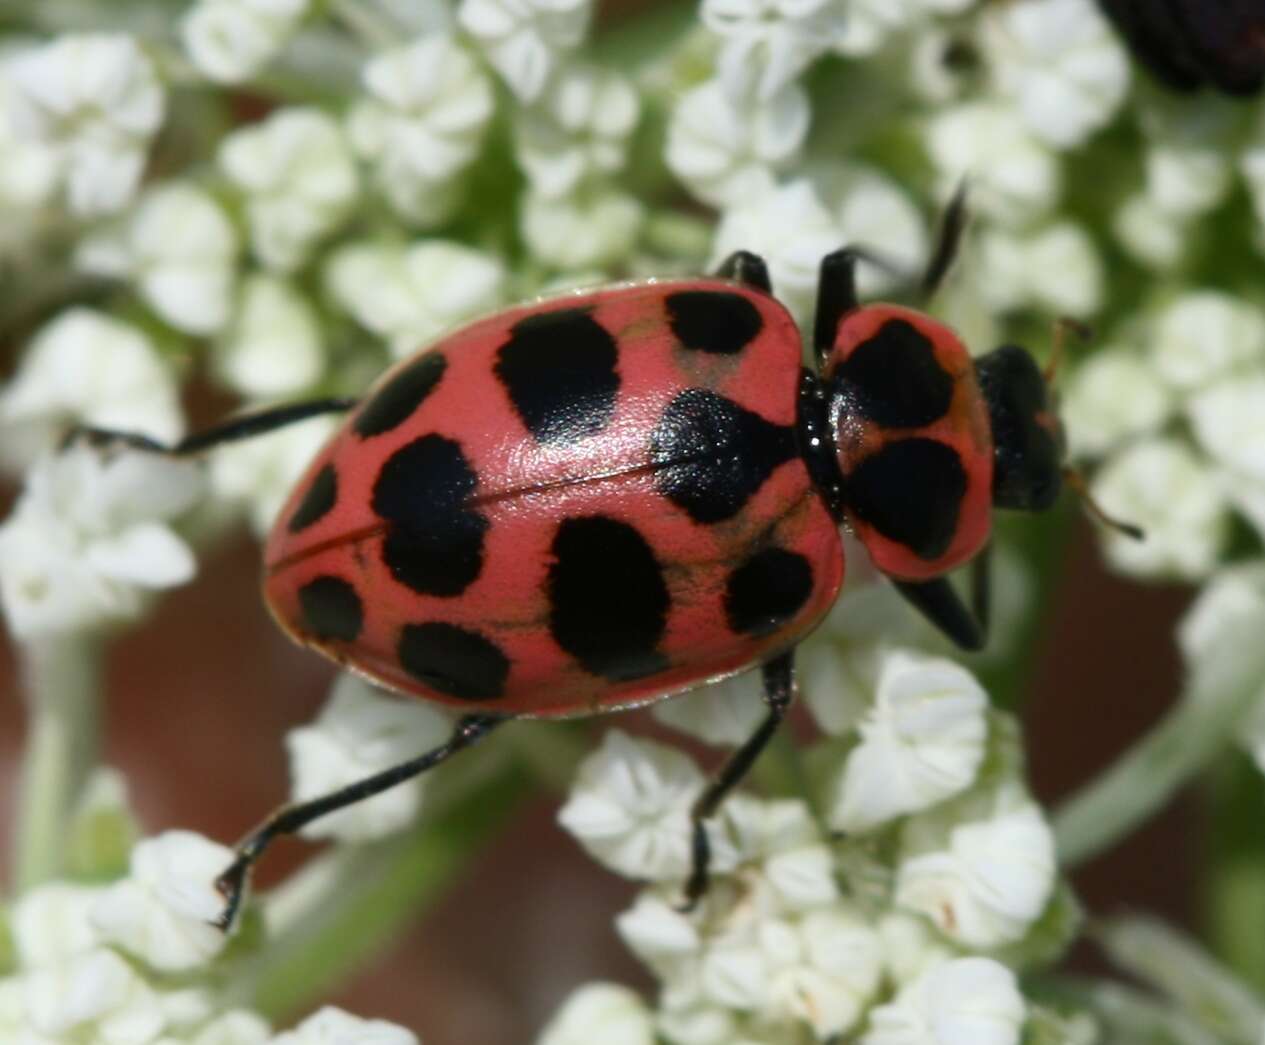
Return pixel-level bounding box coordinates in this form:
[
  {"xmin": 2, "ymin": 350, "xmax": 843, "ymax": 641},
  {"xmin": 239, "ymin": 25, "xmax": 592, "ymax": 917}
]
[
  {"xmin": 714, "ymin": 250, "xmax": 772, "ymax": 292},
  {"xmin": 680, "ymin": 651, "xmax": 796, "ymax": 911},
  {"xmin": 921, "ymin": 181, "xmax": 969, "ymax": 298},
  {"xmin": 890, "ymin": 547, "xmax": 991, "ymax": 653},
  {"xmin": 64, "ymin": 397, "xmax": 358, "ymax": 457},
  {"xmin": 212, "ymin": 712, "xmax": 503, "ymax": 932},
  {"xmin": 812, "ymin": 248, "xmax": 904, "ymax": 368}
]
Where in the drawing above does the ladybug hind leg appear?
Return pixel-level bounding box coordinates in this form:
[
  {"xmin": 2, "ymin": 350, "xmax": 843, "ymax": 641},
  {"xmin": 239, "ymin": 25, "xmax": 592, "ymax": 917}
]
[
  {"xmin": 679, "ymin": 651, "xmax": 795, "ymax": 912},
  {"xmin": 212, "ymin": 712, "xmax": 504, "ymax": 932},
  {"xmin": 890, "ymin": 542, "xmax": 991, "ymax": 652},
  {"xmin": 65, "ymin": 396, "xmax": 358, "ymax": 457},
  {"xmin": 714, "ymin": 250, "xmax": 772, "ymax": 292}
]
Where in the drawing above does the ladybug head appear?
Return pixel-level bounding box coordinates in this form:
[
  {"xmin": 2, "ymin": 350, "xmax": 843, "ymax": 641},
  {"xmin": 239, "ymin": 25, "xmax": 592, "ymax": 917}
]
[{"xmin": 973, "ymin": 344, "xmax": 1064, "ymax": 513}]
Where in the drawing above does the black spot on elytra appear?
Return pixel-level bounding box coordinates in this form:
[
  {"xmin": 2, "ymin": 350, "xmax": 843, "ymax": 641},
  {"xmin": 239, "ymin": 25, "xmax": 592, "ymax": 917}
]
[
  {"xmin": 650, "ymin": 389, "xmax": 797, "ymax": 524},
  {"xmin": 287, "ymin": 464, "xmax": 337, "ymax": 533},
  {"xmin": 355, "ymin": 352, "xmax": 447, "ymax": 438},
  {"xmin": 372, "ymin": 435, "xmax": 488, "ymax": 596},
  {"xmin": 298, "ymin": 575, "xmax": 363, "ymax": 642},
  {"xmin": 666, "ymin": 290, "xmax": 763, "ymax": 355},
  {"xmin": 845, "ymin": 438, "xmax": 966, "ymax": 561},
  {"xmin": 724, "ymin": 547, "xmax": 814, "ymax": 636},
  {"xmin": 398, "ymin": 622, "xmax": 509, "ymax": 700},
  {"xmin": 494, "ymin": 308, "xmax": 619, "ymax": 444},
  {"xmin": 834, "ymin": 319, "xmax": 954, "ymax": 429},
  {"xmin": 548, "ymin": 516, "xmax": 669, "ymax": 681}
]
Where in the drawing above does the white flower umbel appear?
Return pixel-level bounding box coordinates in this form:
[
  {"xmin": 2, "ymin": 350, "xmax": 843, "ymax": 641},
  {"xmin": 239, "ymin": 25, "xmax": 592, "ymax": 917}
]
[
  {"xmin": 895, "ymin": 800, "xmax": 1056, "ymax": 949},
  {"xmin": 537, "ymin": 983, "xmax": 655, "ymax": 1045},
  {"xmin": 5, "ymin": 34, "xmax": 165, "ymax": 216},
  {"xmin": 973, "ymin": 221, "xmax": 1102, "ymax": 318},
  {"xmin": 701, "ymin": 0, "xmax": 847, "ymax": 100},
  {"xmin": 521, "ymin": 186, "xmax": 644, "ymax": 271},
  {"xmin": 1148, "ymin": 292, "xmax": 1265, "ymax": 393},
  {"xmin": 1140, "ymin": 95, "xmax": 1237, "ymax": 219},
  {"xmin": 666, "ymin": 80, "xmax": 808, "ymax": 210},
  {"xmin": 861, "ymin": 957, "xmax": 1027, "ymax": 1045},
  {"xmin": 286, "ymin": 673, "xmax": 454, "ymax": 843},
  {"xmin": 711, "ymin": 179, "xmax": 842, "ymax": 323},
  {"xmin": 325, "ymin": 239, "xmax": 505, "ymax": 358},
  {"xmin": 77, "ymin": 183, "xmax": 238, "ymax": 335},
  {"xmin": 723, "ymin": 796, "xmax": 839, "ymax": 911},
  {"xmin": 0, "ymin": 446, "xmax": 202, "ymax": 639},
  {"xmin": 829, "ymin": 650, "xmax": 988, "ymax": 834},
  {"xmin": 182, "ymin": 0, "xmax": 308, "ymax": 84},
  {"xmin": 1060, "ymin": 347, "xmax": 1172, "ymax": 460},
  {"xmin": 22, "ymin": 946, "xmax": 165, "ymax": 1043},
  {"xmin": 515, "ymin": 64, "xmax": 639, "ymax": 199},
  {"xmin": 924, "ymin": 102, "xmax": 1060, "ymax": 228},
  {"xmin": 271, "ymin": 1006, "xmax": 418, "ymax": 1045},
  {"xmin": 347, "ymin": 36, "xmax": 493, "ymax": 225},
  {"xmin": 1188, "ymin": 376, "xmax": 1265, "ymax": 486},
  {"xmin": 220, "ymin": 107, "xmax": 357, "ymax": 272},
  {"xmin": 1113, "ymin": 193, "xmax": 1189, "ymax": 270},
  {"xmin": 209, "ymin": 413, "xmax": 339, "ymax": 536},
  {"xmin": 0, "ymin": 65, "xmax": 59, "ymax": 226},
  {"xmin": 217, "ymin": 274, "xmax": 324, "ymax": 399},
  {"xmin": 92, "ymin": 831, "xmax": 234, "ymax": 969},
  {"xmin": 979, "ymin": 0, "xmax": 1129, "ymax": 149},
  {"xmin": 458, "ymin": 0, "xmax": 592, "ymax": 102},
  {"xmin": 1091, "ymin": 438, "xmax": 1230, "ymax": 581},
  {"xmin": 558, "ymin": 729, "xmax": 719, "ymax": 882},
  {"xmin": 12, "ymin": 883, "xmax": 107, "ymax": 968},
  {"xmin": 0, "ymin": 309, "xmax": 183, "ymax": 470}
]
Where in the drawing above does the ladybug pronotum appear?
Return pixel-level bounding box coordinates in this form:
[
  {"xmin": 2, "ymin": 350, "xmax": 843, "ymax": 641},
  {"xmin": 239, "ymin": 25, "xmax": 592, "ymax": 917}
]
[{"xmin": 82, "ymin": 196, "xmax": 1103, "ymax": 928}]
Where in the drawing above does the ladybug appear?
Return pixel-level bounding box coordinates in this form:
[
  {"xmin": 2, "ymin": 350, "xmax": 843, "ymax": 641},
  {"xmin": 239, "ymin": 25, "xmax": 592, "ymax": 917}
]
[{"xmin": 80, "ymin": 195, "xmax": 1123, "ymax": 928}]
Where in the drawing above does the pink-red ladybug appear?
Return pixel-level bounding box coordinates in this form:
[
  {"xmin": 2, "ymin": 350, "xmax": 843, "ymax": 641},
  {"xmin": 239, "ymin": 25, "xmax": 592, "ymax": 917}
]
[{"xmin": 82, "ymin": 199, "xmax": 1095, "ymax": 926}]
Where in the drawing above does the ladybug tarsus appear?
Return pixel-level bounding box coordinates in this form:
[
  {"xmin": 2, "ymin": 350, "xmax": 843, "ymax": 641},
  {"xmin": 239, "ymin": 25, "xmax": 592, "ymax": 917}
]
[
  {"xmin": 891, "ymin": 546, "xmax": 991, "ymax": 653},
  {"xmin": 680, "ymin": 650, "xmax": 795, "ymax": 912},
  {"xmin": 212, "ymin": 711, "xmax": 504, "ymax": 932}
]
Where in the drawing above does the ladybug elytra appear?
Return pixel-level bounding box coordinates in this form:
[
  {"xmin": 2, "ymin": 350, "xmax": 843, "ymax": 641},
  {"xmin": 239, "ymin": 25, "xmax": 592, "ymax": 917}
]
[{"xmin": 80, "ymin": 195, "xmax": 1116, "ymax": 927}]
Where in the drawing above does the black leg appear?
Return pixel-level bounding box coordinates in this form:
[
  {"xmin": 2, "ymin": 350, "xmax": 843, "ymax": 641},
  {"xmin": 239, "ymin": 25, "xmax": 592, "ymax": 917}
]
[
  {"xmin": 680, "ymin": 651, "xmax": 796, "ymax": 911},
  {"xmin": 812, "ymin": 247, "xmax": 907, "ymax": 369},
  {"xmin": 714, "ymin": 250, "xmax": 772, "ymax": 292},
  {"xmin": 66, "ymin": 397, "xmax": 358, "ymax": 457},
  {"xmin": 921, "ymin": 181, "xmax": 969, "ymax": 298},
  {"xmin": 213, "ymin": 712, "xmax": 504, "ymax": 931},
  {"xmin": 891, "ymin": 561, "xmax": 989, "ymax": 652}
]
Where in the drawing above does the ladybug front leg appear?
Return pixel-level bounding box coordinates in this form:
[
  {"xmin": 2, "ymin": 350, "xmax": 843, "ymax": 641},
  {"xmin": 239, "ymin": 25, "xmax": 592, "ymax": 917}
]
[
  {"xmin": 65, "ymin": 397, "xmax": 358, "ymax": 457},
  {"xmin": 890, "ymin": 542, "xmax": 992, "ymax": 652},
  {"xmin": 920, "ymin": 181, "xmax": 969, "ymax": 299},
  {"xmin": 212, "ymin": 712, "xmax": 504, "ymax": 932},
  {"xmin": 680, "ymin": 651, "xmax": 795, "ymax": 911},
  {"xmin": 714, "ymin": 250, "xmax": 772, "ymax": 293}
]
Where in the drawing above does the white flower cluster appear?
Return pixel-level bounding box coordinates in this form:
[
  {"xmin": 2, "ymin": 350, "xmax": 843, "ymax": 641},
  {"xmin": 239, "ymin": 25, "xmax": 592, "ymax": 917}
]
[{"xmin": 555, "ymin": 630, "xmax": 1062, "ymax": 1043}]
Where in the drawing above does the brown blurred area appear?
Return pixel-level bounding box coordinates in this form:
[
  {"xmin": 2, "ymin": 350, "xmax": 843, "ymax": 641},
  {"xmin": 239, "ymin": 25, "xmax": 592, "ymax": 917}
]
[{"xmin": 0, "ymin": 517, "xmax": 1193, "ymax": 1044}]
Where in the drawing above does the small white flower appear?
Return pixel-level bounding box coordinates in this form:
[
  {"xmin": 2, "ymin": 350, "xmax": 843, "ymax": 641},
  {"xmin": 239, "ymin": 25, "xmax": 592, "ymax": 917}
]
[
  {"xmin": 1090, "ymin": 438, "xmax": 1230, "ymax": 581},
  {"xmin": 325, "ymin": 239, "xmax": 505, "ymax": 358},
  {"xmin": 186, "ymin": 1010, "xmax": 272, "ymax": 1045},
  {"xmin": 973, "ymin": 221, "xmax": 1102, "ymax": 317},
  {"xmin": 217, "ymin": 274, "xmax": 324, "ymax": 399},
  {"xmin": 832, "ymin": 0, "xmax": 911, "ymax": 58},
  {"xmin": 209, "ymin": 413, "xmax": 338, "ymax": 537},
  {"xmin": 23, "ymin": 947, "xmax": 165, "ymax": 1042},
  {"xmin": 516, "ymin": 63, "xmax": 639, "ymax": 198},
  {"xmin": 0, "ymin": 446, "xmax": 202, "ymax": 638},
  {"xmin": 979, "ymin": 0, "xmax": 1129, "ymax": 149},
  {"xmin": 458, "ymin": 0, "xmax": 592, "ymax": 102},
  {"xmin": 521, "ymin": 186, "xmax": 644, "ymax": 271},
  {"xmin": 0, "ymin": 308, "xmax": 183, "ymax": 469},
  {"xmin": 1148, "ymin": 292, "xmax": 1265, "ymax": 393},
  {"xmin": 0, "ymin": 66, "xmax": 60, "ymax": 220},
  {"xmin": 1060, "ymin": 348, "xmax": 1172, "ymax": 460},
  {"xmin": 823, "ymin": 165, "xmax": 927, "ymax": 297},
  {"xmin": 347, "ymin": 37, "xmax": 493, "ymax": 225},
  {"xmin": 861, "ymin": 957, "xmax": 1026, "ymax": 1045},
  {"xmin": 798, "ymin": 634, "xmax": 883, "ymax": 737},
  {"xmin": 1145, "ymin": 142, "xmax": 1232, "ymax": 218},
  {"xmin": 6, "ymin": 34, "xmax": 165, "ymax": 215},
  {"xmin": 876, "ymin": 912, "xmax": 957, "ymax": 988},
  {"xmin": 723, "ymin": 796, "xmax": 839, "ymax": 911},
  {"xmin": 77, "ymin": 182, "xmax": 238, "ymax": 335},
  {"xmin": 220, "ymin": 107, "xmax": 357, "ymax": 272},
  {"xmin": 895, "ymin": 802, "xmax": 1057, "ymax": 948},
  {"xmin": 830, "ymin": 650, "xmax": 988, "ymax": 833},
  {"xmin": 702, "ymin": 0, "xmax": 847, "ymax": 100},
  {"xmin": 924, "ymin": 102, "xmax": 1060, "ymax": 228},
  {"xmin": 616, "ymin": 891, "xmax": 702, "ymax": 975},
  {"xmin": 1112, "ymin": 193, "xmax": 1189, "ymax": 270},
  {"xmin": 537, "ymin": 983, "xmax": 655, "ymax": 1045},
  {"xmin": 12, "ymin": 884, "xmax": 106, "ymax": 968},
  {"xmin": 710, "ymin": 179, "xmax": 842, "ymax": 324},
  {"xmin": 92, "ymin": 831, "xmax": 233, "ymax": 969},
  {"xmin": 271, "ymin": 1006, "xmax": 417, "ymax": 1045},
  {"xmin": 1188, "ymin": 376, "xmax": 1265, "ymax": 485},
  {"xmin": 286, "ymin": 673, "xmax": 454, "ymax": 843},
  {"xmin": 558, "ymin": 730, "xmax": 723, "ymax": 881},
  {"xmin": 652, "ymin": 670, "xmax": 767, "ymax": 748},
  {"xmin": 182, "ymin": 0, "xmax": 308, "ymax": 84}
]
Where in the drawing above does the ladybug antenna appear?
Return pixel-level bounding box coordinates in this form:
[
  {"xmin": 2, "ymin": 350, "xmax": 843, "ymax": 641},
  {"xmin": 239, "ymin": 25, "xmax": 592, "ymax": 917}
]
[
  {"xmin": 1062, "ymin": 467, "xmax": 1145, "ymax": 541},
  {"xmin": 1045, "ymin": 317, "xmax": 1092, "ymax": 384}
]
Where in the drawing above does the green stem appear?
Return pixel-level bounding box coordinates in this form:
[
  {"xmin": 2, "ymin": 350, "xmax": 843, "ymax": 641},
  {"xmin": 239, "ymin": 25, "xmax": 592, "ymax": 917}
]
[
  {"xmin": 13, "ymin": 634, "xmax": 104, "ymax": 892},
  {"xmin": 1054, "ymin": 611, "xmax": 1265, "ymax": 868}
]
